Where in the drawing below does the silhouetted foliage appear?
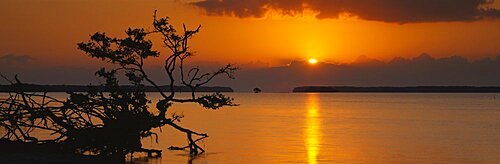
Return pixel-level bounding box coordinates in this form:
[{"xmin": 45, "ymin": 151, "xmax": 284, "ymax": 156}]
[
  {"xmin": 253, "ymin": 88, "xmax": 262, "ymax": 93},
  {"xmin": 0, "ymin": 11, "xmax": 238, "ymax": 160}
]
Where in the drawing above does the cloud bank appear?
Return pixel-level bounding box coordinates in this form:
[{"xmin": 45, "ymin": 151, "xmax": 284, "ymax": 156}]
[
  {"xmin": 211, "ymin": 54, "xmax": 500, "ymax": 92},
  {"xmin": 2, "ymin": 54, "xmax": 500, "ymax": 92},
  {"xmin": 192, "ymin": 0, "xmax": 500, "ymax": 23},
  {"xmin": 0, "ymin": 54, "xmax": 31, "ymax": 64}
]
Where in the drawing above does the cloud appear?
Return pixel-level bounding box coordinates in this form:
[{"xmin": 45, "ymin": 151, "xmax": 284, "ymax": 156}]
[
  {"xmin": 192, "ymin": 0, "xmax": 500, "ymax": 23},
  {"xmin": 2, "ymin": 53, "xmax": 499, "ymax": 92},
  {"xmin": 0, "ymin": 54, "xmax": 31, "ymax": 64},
  {"xmin": 209, "ymin": 54, "xmax": 500, "ymax": 92}
]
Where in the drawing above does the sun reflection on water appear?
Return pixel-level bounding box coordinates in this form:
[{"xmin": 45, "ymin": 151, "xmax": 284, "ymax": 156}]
[{"xmin": 305, "ymin": 93, "xmax": 321, "ymax": 164}]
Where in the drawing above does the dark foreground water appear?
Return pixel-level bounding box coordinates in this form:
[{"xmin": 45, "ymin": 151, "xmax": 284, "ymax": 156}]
[
  {"xmin": 2, "ymin": 93, "xmax": 500, "ymax": 163},
  {"xmin": 135, "ymin": 93, "xmax": 500, "ymax": 163}
]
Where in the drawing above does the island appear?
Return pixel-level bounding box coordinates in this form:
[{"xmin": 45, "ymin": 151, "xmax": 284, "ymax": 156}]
[
  {"xmin": 0, "ymin": 84, "xmax": 233, "ymax": 93},
  {"xmin": 293, "ymin": 86, "xmax": 500, "ymax": 93}
]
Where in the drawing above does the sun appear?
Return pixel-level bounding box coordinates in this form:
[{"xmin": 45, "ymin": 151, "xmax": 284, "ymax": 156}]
[{"xmin": 308, "ymin": 58, "xmax": 318, "ymax": 64}]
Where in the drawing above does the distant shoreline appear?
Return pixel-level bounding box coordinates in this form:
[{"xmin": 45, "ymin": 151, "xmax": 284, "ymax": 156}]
[
  {"xmin": 0, "ymin": 84, "xmax": 233, "ymax": 93},
  {"xmin": 293, "ymin": 86, "xmax": 500, "ymax": 93}
]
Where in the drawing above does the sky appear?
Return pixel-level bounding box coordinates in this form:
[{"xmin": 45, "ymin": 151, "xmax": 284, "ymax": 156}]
[{"xmin": 1, "ymin": 0, "xmax": 500, "ymax": 91}]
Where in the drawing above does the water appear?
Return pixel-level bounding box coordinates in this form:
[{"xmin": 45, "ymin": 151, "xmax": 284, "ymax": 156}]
[
  {"xmin": 2, "ymin": 93, "xmax": 500, "ymax": 163},
  {"xmin": 138, "ymin": 93, "xmax": 500, "ymax": 163}
]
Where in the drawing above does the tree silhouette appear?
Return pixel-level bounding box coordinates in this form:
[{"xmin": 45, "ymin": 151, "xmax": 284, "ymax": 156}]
[{"xmin": 0, "ymin": 11, "xmax": 237, "ymax": 160}]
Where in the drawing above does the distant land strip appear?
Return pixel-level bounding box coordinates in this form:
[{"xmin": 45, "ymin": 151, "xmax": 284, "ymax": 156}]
[
  {"xmin": 293, "ymin": 86, "xmax": 500, "ymax": 93},
  {"xmin": 0, "ymin": 84, "xmax": 233, "ymax": 93}
]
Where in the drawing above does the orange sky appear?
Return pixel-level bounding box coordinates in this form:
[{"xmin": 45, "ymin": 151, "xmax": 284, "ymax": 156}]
[{"xmin": 1, "ymin": 0, "xmax": 500, "ymax": 67}]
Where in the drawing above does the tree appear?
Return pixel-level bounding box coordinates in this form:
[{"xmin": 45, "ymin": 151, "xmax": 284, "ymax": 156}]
[{"xmin": 0, "ymin": 11, "xmax": 238, "ymax": 160}]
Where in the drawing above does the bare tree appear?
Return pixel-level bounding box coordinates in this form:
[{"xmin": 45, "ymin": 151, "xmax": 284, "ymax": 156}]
[{"xmin": 0, "ymin": 11, "xmax": 238, "ymax": 159}]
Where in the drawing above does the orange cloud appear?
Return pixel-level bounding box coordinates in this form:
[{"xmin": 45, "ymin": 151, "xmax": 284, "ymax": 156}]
[{"xmin": 192, "ymin": 0, "xmax": 500, "ymax": 23}]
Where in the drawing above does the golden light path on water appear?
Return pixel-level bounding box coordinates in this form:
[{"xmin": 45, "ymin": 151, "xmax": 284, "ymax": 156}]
[{"xmin": 305, "ymin": 93, "xmax": 321, "ymax": 164}]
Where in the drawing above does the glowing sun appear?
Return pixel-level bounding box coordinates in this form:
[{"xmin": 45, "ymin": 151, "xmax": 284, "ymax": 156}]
[{"xmin": 308, "ymin": 58, "xmax": 318, "ymax": 64}]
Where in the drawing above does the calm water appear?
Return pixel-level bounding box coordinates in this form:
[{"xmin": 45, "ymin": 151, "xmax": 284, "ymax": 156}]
[
  {"xmin": 135, "ymin": 93, "xmax": 500, "ymax": 163},
  {"xmin": 2, "ymin": 93, "xmax": 500, "ymax": 163}
]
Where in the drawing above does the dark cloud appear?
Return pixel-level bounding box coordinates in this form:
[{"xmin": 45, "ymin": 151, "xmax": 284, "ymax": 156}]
[
  {"xmin": 210, "ymin": 54, "xmax": 500, "ymax": 92},
  {"xmin": 0, "ymin": 54, "xmax": 31, "ymax": 64},
  {"xmin": 192, "ymin": 0, "xmax": 500, "ymax": 23},
  {"xmin": 2, "ymin": 53, "xmax": 499, "ymax": 92}
]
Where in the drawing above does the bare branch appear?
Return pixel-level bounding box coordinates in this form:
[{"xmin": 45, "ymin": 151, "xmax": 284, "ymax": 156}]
[{"xmin": 1, "ymin": 10, "xmax": 238, "ymax": 159}]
